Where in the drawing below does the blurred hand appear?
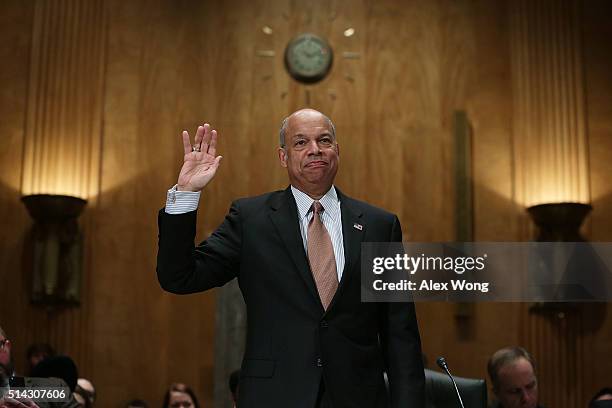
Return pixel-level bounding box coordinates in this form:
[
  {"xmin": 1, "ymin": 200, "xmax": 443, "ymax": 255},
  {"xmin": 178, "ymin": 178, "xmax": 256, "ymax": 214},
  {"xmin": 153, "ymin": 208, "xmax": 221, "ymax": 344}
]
[
  {"xmin": 0, "ymin": 396, "xmax": 40, "ymax": 408},
  {"xmin": 177, "ymin": 123, "xmax": 222, "ymax": 192}
]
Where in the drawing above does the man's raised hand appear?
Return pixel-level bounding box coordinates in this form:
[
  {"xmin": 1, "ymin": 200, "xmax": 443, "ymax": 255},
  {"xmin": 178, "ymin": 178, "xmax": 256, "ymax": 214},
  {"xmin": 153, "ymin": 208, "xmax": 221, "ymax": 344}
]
[{"xmin": 177, "ymin": 123, "xmax": 222, "ymax": 192}]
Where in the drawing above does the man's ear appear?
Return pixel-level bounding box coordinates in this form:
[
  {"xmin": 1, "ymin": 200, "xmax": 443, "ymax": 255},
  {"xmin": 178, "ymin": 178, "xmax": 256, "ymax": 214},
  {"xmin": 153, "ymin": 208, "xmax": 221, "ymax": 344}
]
[
  {"xmin": 335, "ymin": 142, "xmax": 340, "ymax": 156},
  {"xmin": 278, "ymin": 147, "xmax": 287, "ymax": 167}
]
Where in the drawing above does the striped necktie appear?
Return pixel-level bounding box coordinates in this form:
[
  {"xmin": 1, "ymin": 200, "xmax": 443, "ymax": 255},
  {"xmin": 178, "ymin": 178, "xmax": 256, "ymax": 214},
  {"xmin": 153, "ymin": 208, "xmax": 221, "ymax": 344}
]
[{"xmin": 307, "ymin": 201, "xmax": 338, "ymax": 310}]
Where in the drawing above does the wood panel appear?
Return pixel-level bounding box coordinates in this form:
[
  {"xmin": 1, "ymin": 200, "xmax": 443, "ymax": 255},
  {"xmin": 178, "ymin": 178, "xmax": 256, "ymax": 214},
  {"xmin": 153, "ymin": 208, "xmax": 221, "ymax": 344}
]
[
  {"xmin": 95, "ymin": 1, "xmax": 215, "ymax": 405},
  {"xmin": 582, "ymin": 0, "xmax": 612, "ymax": 402},
  {"xmin": 408, "ymin": 0, "xmax": 520, "ymax": 388},
  {"xmin": 0, "ymin": 0, "xmax": 35, "ymax": 375}
]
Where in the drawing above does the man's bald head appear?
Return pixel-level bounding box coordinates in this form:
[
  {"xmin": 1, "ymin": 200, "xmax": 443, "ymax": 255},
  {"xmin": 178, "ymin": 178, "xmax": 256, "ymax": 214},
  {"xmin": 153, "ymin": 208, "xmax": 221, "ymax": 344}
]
[{"xmin": 279, "ymin": 109, "xmax": 336, "ymax": 148}]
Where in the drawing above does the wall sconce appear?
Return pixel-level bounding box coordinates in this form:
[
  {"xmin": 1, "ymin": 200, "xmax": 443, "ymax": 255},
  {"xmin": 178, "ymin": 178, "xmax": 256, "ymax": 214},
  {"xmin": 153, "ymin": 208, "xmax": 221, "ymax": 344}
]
[
  {"xmin": 21, "ymin": 194, "xmax": 87, "ymax": 306},
  {"xmin": 527, "ymin": 202, "xmax": 592, "ymax": 242},
  {"xmin": 527, "ymin": 202, "xmax": 592, "ymax": 315}
]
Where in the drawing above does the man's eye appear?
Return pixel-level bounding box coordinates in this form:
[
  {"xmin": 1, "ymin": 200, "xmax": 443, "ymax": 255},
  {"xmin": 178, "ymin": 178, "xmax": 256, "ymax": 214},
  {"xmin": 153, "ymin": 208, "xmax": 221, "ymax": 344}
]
[
  {"xmin": 319, "ymin": 138, "xmax": 332, "ymax": 145},
  {"xmin": 295, "ymin": 140, "xmax": 306, "ymax": 146}
]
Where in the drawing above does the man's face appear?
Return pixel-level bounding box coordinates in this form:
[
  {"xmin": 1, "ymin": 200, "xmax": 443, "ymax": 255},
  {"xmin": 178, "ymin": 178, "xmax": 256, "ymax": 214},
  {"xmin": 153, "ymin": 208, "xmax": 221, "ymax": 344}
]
[
  {"xmin": 278, "ymin": 110, "xmax": 339, "ymax": 197},
  {"xmin": 495, "ymin": 358, "xmax": 538, "ymax": 408}
]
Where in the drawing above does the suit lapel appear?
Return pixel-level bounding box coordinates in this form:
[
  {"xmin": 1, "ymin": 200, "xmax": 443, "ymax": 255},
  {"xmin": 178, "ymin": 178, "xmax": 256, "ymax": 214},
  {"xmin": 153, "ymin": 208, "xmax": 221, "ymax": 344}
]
[
  {"xmin": 269, "ymin": 187, "xmax": 320, "ymax": 302},
  {"xmin": 327, "ymin": 189, "xmax": 364, "ymax": 312}
]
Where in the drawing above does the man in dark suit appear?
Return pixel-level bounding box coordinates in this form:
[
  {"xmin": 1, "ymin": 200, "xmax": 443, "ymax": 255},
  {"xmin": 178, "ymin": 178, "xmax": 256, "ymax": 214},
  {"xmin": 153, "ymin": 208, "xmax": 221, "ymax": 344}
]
[{"xmin": 157, "ymin": 109, "xmax": 425, "ymax": 407}]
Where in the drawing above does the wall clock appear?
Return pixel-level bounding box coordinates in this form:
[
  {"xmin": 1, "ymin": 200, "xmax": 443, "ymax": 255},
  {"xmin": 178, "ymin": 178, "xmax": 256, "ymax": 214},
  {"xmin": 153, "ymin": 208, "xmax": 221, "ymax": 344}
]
[{"xmin": 284, "ymin": 33, "xmax": 333, "ymax": 83}]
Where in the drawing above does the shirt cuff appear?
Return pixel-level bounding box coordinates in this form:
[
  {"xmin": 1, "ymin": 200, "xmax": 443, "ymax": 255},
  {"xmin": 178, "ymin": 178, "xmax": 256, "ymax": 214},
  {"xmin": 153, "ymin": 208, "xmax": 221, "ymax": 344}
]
[{"xmin": 165, "ymin": 185, "xmax": 201, "ymax": 214}]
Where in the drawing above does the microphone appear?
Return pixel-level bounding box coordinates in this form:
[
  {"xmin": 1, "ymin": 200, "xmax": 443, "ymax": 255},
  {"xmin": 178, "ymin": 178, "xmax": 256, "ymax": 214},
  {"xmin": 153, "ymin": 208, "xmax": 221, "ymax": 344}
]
[{"xmin": 436, "ymin": 357, "xmax": 465, "ymax": 408}]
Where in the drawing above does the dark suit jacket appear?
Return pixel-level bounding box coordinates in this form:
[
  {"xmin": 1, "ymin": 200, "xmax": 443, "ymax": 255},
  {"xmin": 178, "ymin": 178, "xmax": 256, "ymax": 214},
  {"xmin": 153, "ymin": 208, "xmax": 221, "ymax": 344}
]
[{"xmin": 157, "ymin": 187, "xmax": 425, "ymax": 408}]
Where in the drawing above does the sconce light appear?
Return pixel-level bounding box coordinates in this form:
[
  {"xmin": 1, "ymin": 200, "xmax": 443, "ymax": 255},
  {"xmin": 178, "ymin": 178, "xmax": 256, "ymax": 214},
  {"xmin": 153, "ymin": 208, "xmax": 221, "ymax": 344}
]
[
  {"xmin": 527, "ymin": 202, "xmax": 592, "ymax": 315},
  {"xmin": 527, "ymin": 202, "xmax": 592, "ymax": 242},
  {"xmin": 21, "ymin": 194, "xmax": 87, "ymax": 306}
]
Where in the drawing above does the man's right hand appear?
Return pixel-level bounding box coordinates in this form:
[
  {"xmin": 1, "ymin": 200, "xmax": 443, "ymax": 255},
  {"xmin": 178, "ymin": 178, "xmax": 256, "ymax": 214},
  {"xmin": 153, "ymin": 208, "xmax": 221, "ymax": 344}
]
[{"xmin": 176, "ymin": 123, "xmax": 223, "ymax": 192}]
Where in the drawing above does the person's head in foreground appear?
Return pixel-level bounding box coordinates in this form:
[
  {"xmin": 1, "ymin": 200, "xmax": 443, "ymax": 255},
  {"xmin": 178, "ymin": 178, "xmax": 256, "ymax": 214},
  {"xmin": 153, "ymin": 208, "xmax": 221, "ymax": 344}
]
[
  {"xmin": 162, "ymin": 383, "xmax": 200, "ymax": 408},
  {"xmin": 278, "ymin": 109, "xmax": 339, "ymax": 199},
  {"xmin": 488, "ymin": 347, "xmax": 539, "ymax": 408},
  {"xmin": 30, "ymin": 354, "xmax": 79, "ymax": 392},
  {"xmin": 590, "ymin": 387, "xmax": 612, "ymax": 408}
]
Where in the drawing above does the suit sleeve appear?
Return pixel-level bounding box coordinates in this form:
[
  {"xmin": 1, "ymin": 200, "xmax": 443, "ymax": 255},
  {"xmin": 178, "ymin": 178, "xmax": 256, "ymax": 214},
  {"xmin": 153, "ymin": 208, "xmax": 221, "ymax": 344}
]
[
  {"xmin": 156, "ymin": 200, "xmax": 242, "ymax": 294},
  {"xmin": 380, "ymin": 215, "xmax": 426, "ymax": 408}
]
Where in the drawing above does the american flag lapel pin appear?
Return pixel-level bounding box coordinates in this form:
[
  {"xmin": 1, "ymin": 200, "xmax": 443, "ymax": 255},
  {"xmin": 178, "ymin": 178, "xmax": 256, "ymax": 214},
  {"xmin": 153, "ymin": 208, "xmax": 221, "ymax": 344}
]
[{"xmin": 353, "ymin": 223, "xmax": 363, "ymax": 231}]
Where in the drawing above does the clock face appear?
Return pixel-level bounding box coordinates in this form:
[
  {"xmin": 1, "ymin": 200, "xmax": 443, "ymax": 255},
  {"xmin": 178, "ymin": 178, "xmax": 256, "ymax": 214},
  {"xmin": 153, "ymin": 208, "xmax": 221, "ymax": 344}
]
[{"xmin": 284, "ymin": 33, "xmax": 333, "ymax": 83}]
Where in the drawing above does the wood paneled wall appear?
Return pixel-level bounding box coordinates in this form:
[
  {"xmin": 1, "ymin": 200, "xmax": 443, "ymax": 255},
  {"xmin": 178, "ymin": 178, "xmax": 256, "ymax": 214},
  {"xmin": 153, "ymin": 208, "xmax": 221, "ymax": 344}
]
[
  {"xmin": 1, "ymin": 0, "xmax": 611, "ymax": 407},
  {"xmin": 580, "ymin": 0, "xmax": 612, "ymax": 401}
]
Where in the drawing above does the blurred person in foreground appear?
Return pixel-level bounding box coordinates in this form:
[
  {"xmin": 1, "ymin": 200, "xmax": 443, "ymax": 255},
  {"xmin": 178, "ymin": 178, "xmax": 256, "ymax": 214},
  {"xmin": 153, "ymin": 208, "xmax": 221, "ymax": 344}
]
[
  {"xmin": 30, "ymin": 357, "xmax": 77, "ymax": 395},
  {"xmin": 590, "ymin": 387, "xmax": 612, "ymax": 408}
]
